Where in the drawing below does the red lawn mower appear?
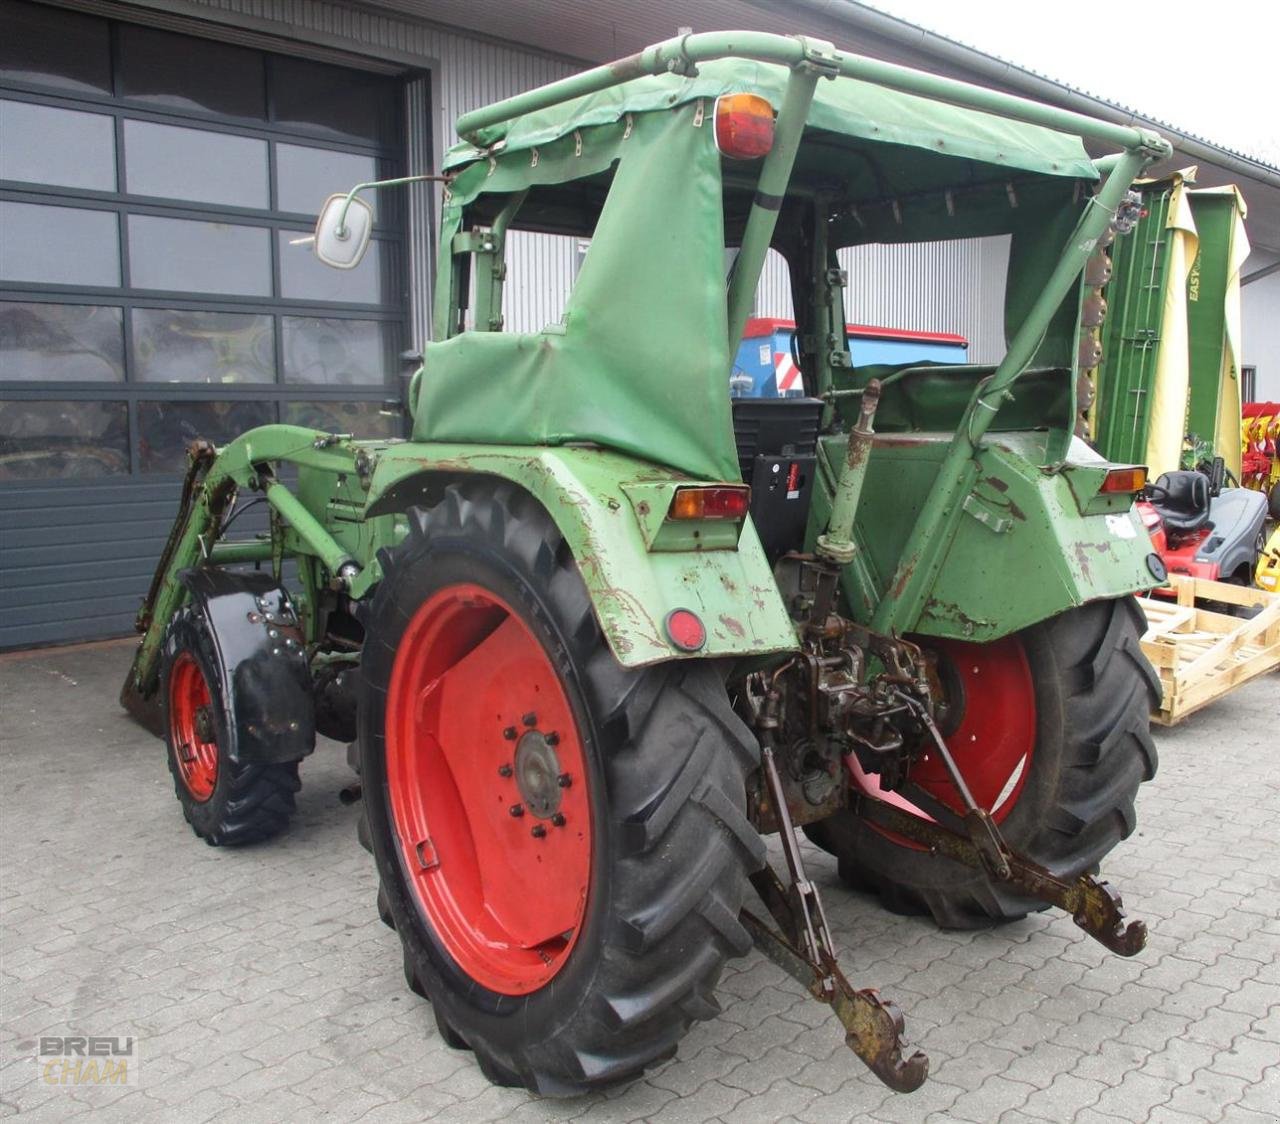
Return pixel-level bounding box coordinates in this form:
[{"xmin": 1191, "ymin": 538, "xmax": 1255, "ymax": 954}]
[{"xmin": 1137, "ymin": 457, "xmax": 1269, "ymax": 595}]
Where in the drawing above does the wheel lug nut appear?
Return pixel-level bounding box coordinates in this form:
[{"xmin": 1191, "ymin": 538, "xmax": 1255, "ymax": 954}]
[
  {"xmin": 502, "ymin": 726, "xmax": 517, "ymax": 741},
  {"xmin": 522, "ymin": 712, "xmax": 537, "ymax": 727},
  {"xmin": 545, "ymin": 731, "xmax": 560, "ymax": 746},
  {"xmin": 531, "ymin": 824, "xmax": 547, "ymax": 839},
  {"xmin": 509, "ymin": 804, "xmax": 524, "ymax": 817},
  {"xmin": 557, "ymin": 773, "xmax": 572, "ymax": 788},
  {"xmin": 551, "ymin": 813, "xmax": 566, "ymax": 828},
  {"xmin": 498, "ymin": 764, "xmax": 513, "ymax": 777}
]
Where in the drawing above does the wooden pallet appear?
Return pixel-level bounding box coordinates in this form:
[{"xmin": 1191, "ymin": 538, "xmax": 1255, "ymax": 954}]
[{"xmin": 1137, "ymin": 576, "xmax": 1280, "ymax": 725}]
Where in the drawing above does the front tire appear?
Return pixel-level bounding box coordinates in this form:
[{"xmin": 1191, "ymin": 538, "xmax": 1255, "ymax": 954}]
[
  {"xmin": 160, "ymin": 607, "xmax": 301, "ymax": 845},
  {"xmin": 358, "ymin": 483, "xmax": 765, "ymax": 1094},
  {"xmin": 806, "ymin": 597, "xmax": 1159, "ymax": 928}
]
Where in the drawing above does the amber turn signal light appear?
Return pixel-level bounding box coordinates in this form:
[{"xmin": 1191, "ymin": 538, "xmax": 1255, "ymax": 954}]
[
  {"xmin": 714, "ymin": 94, "xmax": 775, "ymax": 159},
  {"xmin": 1100, "ymin": 466, "xmax": 1147, "ymax": 494},
  {"xmin": 667, "ymin": 485, "xmax": 751, "ymax": 520}
]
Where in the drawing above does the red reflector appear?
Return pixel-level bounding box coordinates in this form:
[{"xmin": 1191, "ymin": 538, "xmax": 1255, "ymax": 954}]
[
  {"xmin": 1100, "ymin": 466, "xmax": 1148, "ymax": 494},
  {"xmin": 714, "ymin": 94, "xmax": 775, "ymax": 160},
  {"xmin": 665, "ymin": 609, "xmax": 706, "ymax": 652},
  {"xmin": 668, "ymin": 486, "xmax": 751, "ymax": 520}
]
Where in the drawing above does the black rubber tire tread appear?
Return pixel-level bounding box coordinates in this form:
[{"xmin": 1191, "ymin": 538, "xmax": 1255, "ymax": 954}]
[
  {"xmin": 160, "ymin": 606, "xmax": 301, "ymax": 847},
  {"xmin": 805, "ymin": 596, "xmax": 1159, "ymax": 928},
  {"xmin": 358, "ymin": 481, "xmax": 765, "ymax": 1095}
]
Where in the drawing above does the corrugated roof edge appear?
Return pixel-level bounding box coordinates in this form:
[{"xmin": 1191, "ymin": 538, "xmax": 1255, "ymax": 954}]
[{"xmin": 797, "ymin": 0, "xmax": 1280, "ymax": 187}]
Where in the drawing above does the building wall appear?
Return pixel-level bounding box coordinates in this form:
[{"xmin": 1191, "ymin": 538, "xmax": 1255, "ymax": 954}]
[
  {"xmin": 754, "ymin": 237, "xmax": 1010, "ymax": 363},
  {"xmin": 142, "ymin": 0, "xmax": 577, "ymax": 147},
  {"xmin": 1242, "ymin": 249, "xmax": 1280, "ymax": 401},
  {"xmin": 131, "ymin": 0, "xmax": 579, "ymax": 344}
]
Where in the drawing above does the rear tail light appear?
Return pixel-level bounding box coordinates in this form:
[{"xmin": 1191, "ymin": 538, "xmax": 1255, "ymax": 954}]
[
  {"xmin": 1100, "ymin": 466, "xmax": 1147, "ymax": 494},
  {"xmin": 714, "ymin": 94, "xmax": 775, "ymax": 159},
  {"xmin": 667, "ymin": 485, "xmax": 751, "ymax": 520}
]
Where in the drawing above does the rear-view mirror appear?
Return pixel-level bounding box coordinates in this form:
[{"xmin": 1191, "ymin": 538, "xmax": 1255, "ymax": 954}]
[{"xmin": 314, "ymin": 193, "xmax": 373, "ymax": 270}]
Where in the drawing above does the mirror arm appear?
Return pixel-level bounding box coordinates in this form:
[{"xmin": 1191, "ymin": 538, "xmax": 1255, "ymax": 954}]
[{"xmin": 335, "ymin": 174, "xmax": 453, "ymax": 236}]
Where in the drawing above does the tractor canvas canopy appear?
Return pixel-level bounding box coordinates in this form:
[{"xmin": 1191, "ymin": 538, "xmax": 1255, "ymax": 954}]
[
  {"xmin": 443, "ymin": 60, "xmax": 1099, "ymax": 181},
  {"xmin": 419, "ymin": 60, "xmax": 1103, "ymax": 483}
]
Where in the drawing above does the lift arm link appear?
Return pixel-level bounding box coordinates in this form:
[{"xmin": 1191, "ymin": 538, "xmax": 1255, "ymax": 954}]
[
  {"xmin": 742, "ymin": 872, "xmax": 929, "ymax": 1094},
  {"xmin": 857, "ymin": 798, "xmax": 1148, "ymax": 956}
]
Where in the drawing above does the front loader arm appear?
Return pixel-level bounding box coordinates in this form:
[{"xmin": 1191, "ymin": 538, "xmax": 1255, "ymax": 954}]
[
  {"xmin": 123, "ymin": 432, "xmax": 803, "ymax": 733},
  {"xmin": 120, "ymin": 426, "xmax": 369, "ymax": 731}
]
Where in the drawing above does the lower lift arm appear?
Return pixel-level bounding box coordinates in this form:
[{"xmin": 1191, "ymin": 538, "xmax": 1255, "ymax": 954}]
[{"xmin": 743, "ymin": 687, "xmax": 1145, "ymax": 1096}]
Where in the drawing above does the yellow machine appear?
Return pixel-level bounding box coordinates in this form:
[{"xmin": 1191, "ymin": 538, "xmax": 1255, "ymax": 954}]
[
  {"xmin": 1258, "ymin": 524, "xmax": 1280, "ymax": 593},
  {"xmin": 1241, "ymin": 407, "xmax": 1280, "ymax": 513}
]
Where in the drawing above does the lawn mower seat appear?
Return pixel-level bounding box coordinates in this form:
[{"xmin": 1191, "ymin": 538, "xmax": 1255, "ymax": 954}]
[{"xmin": 1150, "ymin": 470, "xmax": 1211, "ymax": 533}]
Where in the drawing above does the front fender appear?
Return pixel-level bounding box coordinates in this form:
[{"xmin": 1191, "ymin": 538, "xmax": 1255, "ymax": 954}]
[
  {"xmin": 178, "ymin": 569, "xmax": 316, "ymax": 764},
  {"xmin": 364, "ymin": 444, "xmax": 798, "ymax": 667}
]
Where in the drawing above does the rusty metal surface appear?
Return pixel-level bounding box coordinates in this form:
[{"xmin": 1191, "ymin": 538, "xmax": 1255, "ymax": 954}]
[
  {"xmin": 119, "ymin": 441, "xmax": 228, "ymax": 735},
  {"xmin": 742, "ymin": 864, "xmax": 929, "ymax": 1094},
  {"xmin": 742, "ymin": 717, "xmax": 928, "ymax": 1095},
  {"xmin": 858, "ymin": 797, "xmax": 1148, "ymax": 956}
]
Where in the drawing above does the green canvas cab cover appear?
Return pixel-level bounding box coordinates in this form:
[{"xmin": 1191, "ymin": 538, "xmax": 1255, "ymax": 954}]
[
  {"xmin": 419, "ymin": 59, "xmax": 1098, "ymax": 484},
  {"xmin": 444, "ymin": 59, "xmax": 1099, "ymax": 182}
]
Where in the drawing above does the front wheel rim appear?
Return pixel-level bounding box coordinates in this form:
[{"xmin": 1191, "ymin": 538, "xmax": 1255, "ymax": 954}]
[
  {"xmin": 168, "ymin": 652, "xmax": 219, "ymax": 802},
  {"xmin": 385, "ymin": 583, "xmax": 593, "ymax": 996}
]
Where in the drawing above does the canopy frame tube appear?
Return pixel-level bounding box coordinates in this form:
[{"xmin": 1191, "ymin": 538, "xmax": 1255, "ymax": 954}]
[{"xmin": 455, "ymin": 31, "xmax": 1171, "ymax": 160}]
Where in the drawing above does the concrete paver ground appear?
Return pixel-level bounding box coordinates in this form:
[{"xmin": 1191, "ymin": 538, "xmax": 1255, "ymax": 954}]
[{"xmin": 0, "ymin": 641, "xmax": 1276, "ymax": 1123}]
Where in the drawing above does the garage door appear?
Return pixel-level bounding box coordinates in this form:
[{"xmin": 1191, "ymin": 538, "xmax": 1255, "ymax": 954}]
[{"xmin": 0, "ymin": 2, "xmax": 409, "ymax": 649}]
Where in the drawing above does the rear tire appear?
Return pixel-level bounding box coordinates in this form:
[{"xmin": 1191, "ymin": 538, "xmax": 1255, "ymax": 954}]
[
  {"xmin": 806, "ymin": 597, "xmax": 1159, "ymax": 927},
  {"xmin": 160, "ymin": 607, "xmax": 301, "ymax": 845},
  {"xmin": 357, "ymin": 482, "xmax": 765, "ymax": 1094}
]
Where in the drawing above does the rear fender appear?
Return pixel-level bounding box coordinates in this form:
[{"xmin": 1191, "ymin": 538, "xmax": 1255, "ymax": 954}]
[
  {"xmin": 817, "ymin": 432, "xmax": 1163, "ymax": 642},
  {"xmin": 178, "ymin": 569, "xmax": 316, "ymax": 764},
  {"xmin": 363, "ymin": 444, "xmax": 798, "ymax": 667}
]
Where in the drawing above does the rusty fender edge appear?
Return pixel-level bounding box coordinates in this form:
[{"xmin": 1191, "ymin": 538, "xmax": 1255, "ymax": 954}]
[{"xmin": 364, "ymin": 444, "xmax": 799, "ymax": 668}]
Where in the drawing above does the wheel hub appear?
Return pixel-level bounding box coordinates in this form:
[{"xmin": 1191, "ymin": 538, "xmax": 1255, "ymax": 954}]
[
  {"xmin": 168, "ymin": 652, "xmax": 219, "ymax": 803},
  {"xmin": 514, "ymin": 730, "xmax": 564, "ymax": 819},
  {"xmin": 922, "ymin": 650, "xmax": 966, "ymax": 738},
  {"xmin": 193, "ymin": 705, "xmax": 215, "ymax": 744}
]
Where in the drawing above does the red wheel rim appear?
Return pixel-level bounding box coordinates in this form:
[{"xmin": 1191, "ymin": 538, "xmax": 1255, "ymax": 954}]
[
  {"xmin": 168, "ymin": 652, "xmax": 219, "ymax": 802},
  {"xmin": 385, "ymin": 583, "xmax": 593, "ymax": 996},
  {"xmin": 848, "ymin": 635, "xmax": 1036, "ymax": 835}
]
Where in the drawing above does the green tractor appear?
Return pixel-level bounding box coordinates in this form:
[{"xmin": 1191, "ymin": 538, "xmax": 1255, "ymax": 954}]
[{"xmin": 122, "ymin": 32, "xmax": 1168, "ymax": 1096}]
